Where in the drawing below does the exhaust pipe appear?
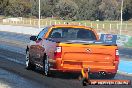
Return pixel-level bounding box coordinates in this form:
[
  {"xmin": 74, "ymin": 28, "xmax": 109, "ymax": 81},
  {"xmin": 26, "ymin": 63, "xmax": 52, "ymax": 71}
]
[{"xmin": 98, "ymin": 71, "xmax": 107, "ymax": 77}]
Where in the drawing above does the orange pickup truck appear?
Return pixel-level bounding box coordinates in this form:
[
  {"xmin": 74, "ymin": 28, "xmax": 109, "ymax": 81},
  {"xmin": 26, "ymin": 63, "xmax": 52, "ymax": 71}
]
[{"xmin": 26, "ymin": 25, "xmax": 119, "ymax": 78}]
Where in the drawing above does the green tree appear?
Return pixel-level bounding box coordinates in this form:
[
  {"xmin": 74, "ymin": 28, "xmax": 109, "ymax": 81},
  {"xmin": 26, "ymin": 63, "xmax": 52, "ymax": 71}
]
[
  {"xmin": 4, "ymin": 2, "xmax": 24, "ymax": 17},
  {"xmin": 123, "ymin": 0, "xmax": 132, "ymax": 20},
  {"xmin": 54, "ymin": 0, "xmax": 78, "ymax": 20},
  {"xmin": 76, "ymin": 0, "xmax": 102, "ymax": 20},
  {"xmin": 4, "ymin": 0, "xmax": 31, "ymax": 17},
  {"xmin": 41, "ymin": 0, "xmax": 59, "ymax": 17},
  {"xmin": 30, "ymin": 0, "xmax": 38, "ymax": 17},
  {"xmin": 1, "ymin": 0, "xmax": 132, "ymax": 20},
  {"xmin": 99, "ymin": 0, "xmax": 120, "ymax": 20},
  {"xmin": 30, "ymin": 0, "xmax": 58, "ymax": 18},
  {"xmin": 0, "ymin": 0, "xmax": 9, "ymax": 15}
]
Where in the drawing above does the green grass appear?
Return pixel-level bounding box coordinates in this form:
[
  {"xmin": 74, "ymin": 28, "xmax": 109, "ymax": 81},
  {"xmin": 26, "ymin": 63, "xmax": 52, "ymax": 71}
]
[{"xmin": 124, "ymin": 37, "xmax": 132, "ymax": 47}]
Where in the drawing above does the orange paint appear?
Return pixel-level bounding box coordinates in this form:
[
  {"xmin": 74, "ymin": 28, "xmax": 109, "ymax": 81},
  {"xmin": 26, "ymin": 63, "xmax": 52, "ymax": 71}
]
[{"xmin": 29, "ymin": 24, "xmax": 119, "ymax": 77}]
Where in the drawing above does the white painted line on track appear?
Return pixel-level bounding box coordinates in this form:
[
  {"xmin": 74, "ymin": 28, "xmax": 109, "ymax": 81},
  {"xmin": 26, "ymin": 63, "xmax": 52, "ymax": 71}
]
[
  {"xmin": 0, "ymin": 54, "xmax": 25, "ymax": 65},
  {"xmin": 0, "ymin": 44, "xmax": 25, "ymax": 55},
  {"xmin": 0, "ymin": 25, "xmax": 41, "ymax": 35},
  {"xmin": 0, "ymin": 82, "xmax": 11, "ymax": 88}
]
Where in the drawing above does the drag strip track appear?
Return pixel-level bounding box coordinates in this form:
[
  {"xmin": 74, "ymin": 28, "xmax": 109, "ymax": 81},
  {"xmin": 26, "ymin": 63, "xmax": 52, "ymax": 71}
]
[
  {"xmin": 0, "ymin": 48, "xmax": 132, "ymax": 88},
  {"xmin": 0, "ymin": 54, "xmax": 81, "ymax": 88},
  {"xmin": 0, "ymin": 68, "xmax": 45, "ymax": 88},
  {"xmin": 0, "ymin": 48, "xmax": 83, "ymax": 88},
  {"xmin": 0, "ymin": 31, "xmax": 132, "ymax": 88}
]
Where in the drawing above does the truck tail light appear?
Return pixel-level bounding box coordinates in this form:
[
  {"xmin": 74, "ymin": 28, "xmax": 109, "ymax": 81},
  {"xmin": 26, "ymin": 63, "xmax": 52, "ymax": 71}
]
[
  {"xmin": 54, "ymin": 46, "xmax": 62, "ymax": 58},
  {"xmin": 115, "ymin": 49, "xmax": 119, "ymax": 61}
]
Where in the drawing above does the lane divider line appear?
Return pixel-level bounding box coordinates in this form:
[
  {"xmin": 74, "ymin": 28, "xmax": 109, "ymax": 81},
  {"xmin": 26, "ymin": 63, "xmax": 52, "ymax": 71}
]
[{"xmin": 0, "ymin": 55, "xmax": 25, "ymax": 65}]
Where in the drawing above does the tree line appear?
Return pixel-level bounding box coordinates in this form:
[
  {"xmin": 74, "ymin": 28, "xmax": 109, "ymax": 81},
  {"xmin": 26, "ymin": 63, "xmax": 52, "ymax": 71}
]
[{"xmin": 0, "ymin": 0, "xmax": 132, "ymax": 21}]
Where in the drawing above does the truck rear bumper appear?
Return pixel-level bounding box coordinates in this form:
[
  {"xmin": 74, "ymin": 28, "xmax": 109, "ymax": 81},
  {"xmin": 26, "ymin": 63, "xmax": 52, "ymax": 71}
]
[
  {"xmin": 51, "ymin": 66, "xmax": 117, "ymax": 74},
  {"xmin": 50, "ymin": 59, "xmax": 118, "ymax": 74}
]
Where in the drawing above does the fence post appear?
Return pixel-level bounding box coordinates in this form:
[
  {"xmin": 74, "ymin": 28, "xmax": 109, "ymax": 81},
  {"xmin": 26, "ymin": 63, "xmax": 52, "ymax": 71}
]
[
  {"xmin": 103, "ymin": 24, "xmax": 105, "ymax": 29},
  {"xmin": 110, "ymin": 24, "xmax": 112, "ymax": 32},
  {"xmin": 30, "ymin": 19, "xmax": 32, "ymax": 25},
  {"xmin": 45, "ymin": 21, "xmax": 47, "ymax": 26},
  {"xmin": 91, "ymin": 23, "xmax": 93, "ymax": 28},
  {"xmin": 84, "ymin": 23, "xmax": 86, "ymax": 26},
  {"xmin": 50, "ymin": 21, "xmax": 52, "ymax": 25},
  {"xmin": 54, "ymin": 21, "xmax": 56, "ymax": 25},
  {"xmin": 97, "ymin": 24, "xmax": 99, "ymax": 30}
]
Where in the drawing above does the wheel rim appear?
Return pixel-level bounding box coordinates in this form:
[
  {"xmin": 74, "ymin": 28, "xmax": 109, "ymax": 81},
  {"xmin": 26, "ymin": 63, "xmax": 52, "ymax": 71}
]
[
  {"xmin": 44, "ymin": 56, "xmax": 49, "ymax": 75},
  {"xmin": 26, "ymin": 51, "xmax": 29, "ymax": 67}
]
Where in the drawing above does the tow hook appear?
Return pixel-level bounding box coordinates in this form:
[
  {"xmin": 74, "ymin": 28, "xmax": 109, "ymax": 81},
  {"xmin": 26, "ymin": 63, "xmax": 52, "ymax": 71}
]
[{"xmin": 81, "ymin": 67, "xmax": 91, "ymax": 86}]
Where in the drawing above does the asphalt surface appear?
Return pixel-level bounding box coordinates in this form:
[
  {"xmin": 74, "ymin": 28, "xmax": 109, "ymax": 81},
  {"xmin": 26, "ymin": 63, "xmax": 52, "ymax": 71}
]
[
  {"xmin": 0, "ymin": 31, "xmax": 132, "ymax": 88},
  {"xmin": 0, "ymin": 68, "xmax": 44, "ymax": 88}
]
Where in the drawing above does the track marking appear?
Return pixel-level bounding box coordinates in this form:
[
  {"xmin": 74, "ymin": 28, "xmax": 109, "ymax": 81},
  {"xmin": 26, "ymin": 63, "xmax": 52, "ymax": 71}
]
[
  {"xmin": 0, "ymin": 82, "xmax": 11, "ymax": 88},
  {"xmin": 0, "ymin": 55, "xmax": 25, "ymax": 65}
]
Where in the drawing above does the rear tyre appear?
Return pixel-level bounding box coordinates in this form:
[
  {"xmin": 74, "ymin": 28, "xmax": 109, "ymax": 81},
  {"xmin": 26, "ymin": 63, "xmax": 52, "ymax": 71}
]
[
  {"xmin": 43, "ymin": 55, "xmax": 50, "ymax": 76},
  {"xmin": 26, "ymin": 51, "xmax": 36, "ymax": 70}
]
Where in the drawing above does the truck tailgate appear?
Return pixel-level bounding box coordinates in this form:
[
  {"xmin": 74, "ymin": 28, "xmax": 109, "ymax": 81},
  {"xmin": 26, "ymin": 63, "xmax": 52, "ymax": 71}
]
[{"xmin": 59, "ymin": 43, "xmax": 117, "ymax": 69}]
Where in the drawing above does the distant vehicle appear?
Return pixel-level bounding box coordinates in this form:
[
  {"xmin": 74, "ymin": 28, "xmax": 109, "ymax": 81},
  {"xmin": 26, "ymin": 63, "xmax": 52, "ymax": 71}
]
[{"xmin": 26, "ymin": 25, "xmax": 119, "ymax": 78}]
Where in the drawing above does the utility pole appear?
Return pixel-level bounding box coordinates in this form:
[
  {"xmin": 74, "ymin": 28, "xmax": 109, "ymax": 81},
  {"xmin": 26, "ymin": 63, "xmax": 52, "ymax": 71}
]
[
  {"xmin": 38, "ymin": 0, "xmax": 41, "ymax": 30},
  {"xmin": 120, "ymin": 0, "xmax": 123, "ymax": 35}
]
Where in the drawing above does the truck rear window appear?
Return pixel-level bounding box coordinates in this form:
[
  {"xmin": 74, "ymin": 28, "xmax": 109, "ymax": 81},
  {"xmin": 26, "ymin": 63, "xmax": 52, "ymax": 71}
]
[{"xmin": 48, "ymin": 28, "xmax": 97, "ymax": 40}]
